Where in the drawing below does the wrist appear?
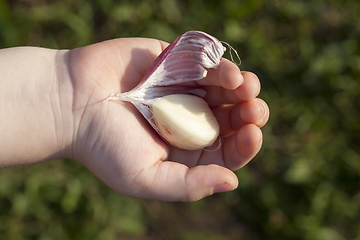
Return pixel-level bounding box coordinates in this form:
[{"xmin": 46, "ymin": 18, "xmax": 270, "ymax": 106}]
[
  {"xmin": 52, "ymin": 49, "xmax": 76, "ymax": 160},
  {"xmin": 0, "ymin": 47, "xmax": 74, "ymax": 167}
]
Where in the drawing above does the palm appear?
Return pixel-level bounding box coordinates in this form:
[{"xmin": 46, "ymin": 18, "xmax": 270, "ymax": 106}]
[{"xmin": 66, "ymin": 37, "xmax": 268, "ymax": 201}]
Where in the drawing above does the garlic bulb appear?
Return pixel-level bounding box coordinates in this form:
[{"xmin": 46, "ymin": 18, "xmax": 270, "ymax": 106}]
[
  {"xmin": 106, "ymin": 31, "xmax": 227, "ymax": 150},
  {"xmin": 152, "ymin": 94, "xmax": 220, "ymax": 150}
]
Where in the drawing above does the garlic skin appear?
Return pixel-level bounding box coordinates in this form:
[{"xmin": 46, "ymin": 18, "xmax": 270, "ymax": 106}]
[
  {"xmin": 152, "ymin": 94, "xmax": 220, "ymax": 150},
  {"xmin": 107, "ymin": 31, "xmax": 225, "ymax": 103}
]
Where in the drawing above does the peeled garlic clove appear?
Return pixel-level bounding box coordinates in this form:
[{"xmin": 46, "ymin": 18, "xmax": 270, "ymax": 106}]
[{"xmin": 152, "ymin": 94, "xmax": 219, "ymax": 150}]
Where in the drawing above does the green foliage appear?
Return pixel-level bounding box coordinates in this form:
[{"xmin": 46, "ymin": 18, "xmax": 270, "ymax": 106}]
[{"xmin": 1, "ymin": 0, "xmax": 360, "ymax": 239}]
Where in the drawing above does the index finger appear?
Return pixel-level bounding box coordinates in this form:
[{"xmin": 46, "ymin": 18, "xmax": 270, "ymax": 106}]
[{"xmin": 196, "ymin": 58, "xmax": 243, "ymax": 89}]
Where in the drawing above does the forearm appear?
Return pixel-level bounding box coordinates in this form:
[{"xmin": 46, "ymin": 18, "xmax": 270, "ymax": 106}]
[{"xmin": 0, "ymin": 47, "xmax": 73, "ymax": 167}]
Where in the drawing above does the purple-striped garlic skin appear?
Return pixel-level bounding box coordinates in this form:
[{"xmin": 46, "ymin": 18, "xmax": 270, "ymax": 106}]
[{"xmin": 138, "ymin": 31, "xmax": 226, "ymax": 89}]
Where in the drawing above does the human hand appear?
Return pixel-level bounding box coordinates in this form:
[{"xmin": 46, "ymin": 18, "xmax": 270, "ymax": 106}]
[{"xmin": 65, "ymin": 37, "xmax": 269, "ymax": 201}]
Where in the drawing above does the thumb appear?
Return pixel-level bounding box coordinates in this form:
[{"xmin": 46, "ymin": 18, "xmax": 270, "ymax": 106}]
[{"xmin": 130, "ymin": 162, "xmax": 238, "ymax": 202}]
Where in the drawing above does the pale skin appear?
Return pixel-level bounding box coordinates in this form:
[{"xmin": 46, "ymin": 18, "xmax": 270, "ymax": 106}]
[{"xmin": 0, "ymin": 38, "xmax": 269, "ymax": 202}]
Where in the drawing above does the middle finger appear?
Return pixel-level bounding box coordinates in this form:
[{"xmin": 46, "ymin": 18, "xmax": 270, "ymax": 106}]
[{"xmin": 205, "ymin": 71, "xmax": 261, "ymax": 106}]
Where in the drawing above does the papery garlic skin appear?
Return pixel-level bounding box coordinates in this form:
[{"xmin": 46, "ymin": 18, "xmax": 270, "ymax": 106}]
[
  {"xmin": 152, "ymin": 94, "xmax": 220, "ymax": 150},
  {"xmin": 107, "ymin": 31, "xmax": 225, "ymax": 103}
]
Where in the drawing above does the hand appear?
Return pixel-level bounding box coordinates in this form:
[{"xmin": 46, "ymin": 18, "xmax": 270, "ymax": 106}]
[{"xmin": 65, "ymin": 37, "xmax": 269, "ymax": 201}]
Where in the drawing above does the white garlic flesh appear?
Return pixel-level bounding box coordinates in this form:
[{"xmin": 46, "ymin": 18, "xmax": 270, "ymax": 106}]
[{"xmin": 152, "ymin": 94, "xmax": 220, "ymax": 150}]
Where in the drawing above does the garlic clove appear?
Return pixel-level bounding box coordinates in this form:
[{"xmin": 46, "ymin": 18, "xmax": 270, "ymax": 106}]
[
  {"xmin": 106, "ymin": 31, "xmax": 227, "ymax": 150},
  {"xmin": 152, "ymin": 94, "xmax": 220, "ymax": 150}
]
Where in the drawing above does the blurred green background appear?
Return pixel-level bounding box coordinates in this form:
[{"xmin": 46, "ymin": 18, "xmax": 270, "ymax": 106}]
[{"xmin": 1, "ymin": 0, "xmax": 359, "ymax": 239}]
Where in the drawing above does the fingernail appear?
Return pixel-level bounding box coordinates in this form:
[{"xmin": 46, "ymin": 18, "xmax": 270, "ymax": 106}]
[
  {"xmin": 258, "ymin": 128, "xmax": 263, "ymax": 147},
  {"xmin": 256, "ymin": 99, "xmax": 267, "ymax": 123},
  {"xmin": 213, "ymin": 183, "xmax": 235, "ymax": 194}
]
